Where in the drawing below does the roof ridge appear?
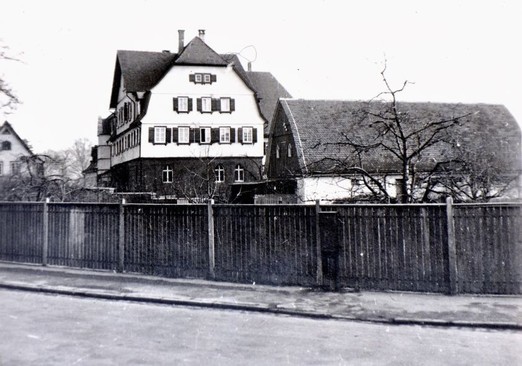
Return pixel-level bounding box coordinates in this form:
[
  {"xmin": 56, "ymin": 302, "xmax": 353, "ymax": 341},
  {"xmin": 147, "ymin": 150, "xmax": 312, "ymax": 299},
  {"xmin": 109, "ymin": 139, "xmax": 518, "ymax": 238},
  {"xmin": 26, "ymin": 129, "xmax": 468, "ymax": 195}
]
[{"xmin": 282, "ymin": 99, "xmax": 308, "ymax": 174}]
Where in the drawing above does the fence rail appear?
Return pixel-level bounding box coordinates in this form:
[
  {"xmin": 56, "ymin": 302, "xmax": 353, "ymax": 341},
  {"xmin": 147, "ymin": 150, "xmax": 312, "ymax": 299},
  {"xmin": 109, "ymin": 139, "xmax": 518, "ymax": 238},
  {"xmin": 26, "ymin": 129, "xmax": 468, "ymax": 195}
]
[{"xmin": 0, "ymin": 200, "xmax": 520, "ymax": 294}]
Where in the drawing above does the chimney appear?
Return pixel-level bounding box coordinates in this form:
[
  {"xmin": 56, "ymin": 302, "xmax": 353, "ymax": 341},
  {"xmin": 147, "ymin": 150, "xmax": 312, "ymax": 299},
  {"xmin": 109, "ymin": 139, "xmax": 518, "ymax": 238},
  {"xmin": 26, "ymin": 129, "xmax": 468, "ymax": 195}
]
[
  {"xmin": 198, "ymin": 29, "xmax": 205, "ymax": 41},
  {"xmin": 178, "ymin": 29, "xmax": 185, "ymax": 53}
]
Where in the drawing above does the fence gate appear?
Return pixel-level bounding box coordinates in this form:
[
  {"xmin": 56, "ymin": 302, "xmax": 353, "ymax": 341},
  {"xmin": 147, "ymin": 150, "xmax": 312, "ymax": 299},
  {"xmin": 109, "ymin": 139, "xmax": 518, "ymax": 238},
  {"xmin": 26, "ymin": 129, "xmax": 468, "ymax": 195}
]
[{"xmin": 319, "ymin": 210, "xmax": 340, "ymax": 291}]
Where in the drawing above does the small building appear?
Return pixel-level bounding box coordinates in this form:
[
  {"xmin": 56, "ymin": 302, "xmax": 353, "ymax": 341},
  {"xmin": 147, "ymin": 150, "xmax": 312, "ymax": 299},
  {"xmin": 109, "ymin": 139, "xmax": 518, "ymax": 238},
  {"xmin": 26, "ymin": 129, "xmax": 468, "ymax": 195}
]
[
  {"xmin": 0, "ymin": 121, "xmax": 34, "ymax": 178},
  {"xmin": 266, "ymin": 99, "xmax": 522, "ymax": 203},
  {"xmin": 91, "ymin": 30, "xmax": 290, "ymax": 202}
]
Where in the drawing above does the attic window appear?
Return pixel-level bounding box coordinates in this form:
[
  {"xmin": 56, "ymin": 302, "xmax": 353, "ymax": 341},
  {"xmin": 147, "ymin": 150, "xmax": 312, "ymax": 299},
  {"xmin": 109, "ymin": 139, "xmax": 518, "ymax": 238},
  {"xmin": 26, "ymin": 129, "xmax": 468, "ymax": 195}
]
[
  {"xmin": 190, "ymin": 73, "xmax": 217, "ymax": 85},
  {"xmin": 1, "ymin": 141, "xmax": 11, "ymax": 151}
]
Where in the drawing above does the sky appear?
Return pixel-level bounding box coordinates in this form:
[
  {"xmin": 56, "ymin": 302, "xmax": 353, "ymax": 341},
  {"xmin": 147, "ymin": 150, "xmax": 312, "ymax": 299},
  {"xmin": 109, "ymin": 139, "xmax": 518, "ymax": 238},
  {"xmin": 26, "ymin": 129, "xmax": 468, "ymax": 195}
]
[{"xmin": 0, "ymin": 0, "xmax": 521, "ymax": 153}]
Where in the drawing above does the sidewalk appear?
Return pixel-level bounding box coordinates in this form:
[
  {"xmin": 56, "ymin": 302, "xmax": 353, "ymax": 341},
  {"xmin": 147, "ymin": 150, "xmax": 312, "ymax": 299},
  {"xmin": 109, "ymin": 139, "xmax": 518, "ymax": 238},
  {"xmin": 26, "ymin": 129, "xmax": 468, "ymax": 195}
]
[{"xmin": 0, "ymin": 261, "xmax": 520, "ymax": 330}]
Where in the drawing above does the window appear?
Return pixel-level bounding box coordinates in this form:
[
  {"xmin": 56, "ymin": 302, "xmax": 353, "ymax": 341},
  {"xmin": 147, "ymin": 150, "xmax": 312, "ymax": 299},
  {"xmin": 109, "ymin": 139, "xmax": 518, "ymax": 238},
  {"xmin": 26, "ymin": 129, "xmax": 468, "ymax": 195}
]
[
  {"xmin": 215, "ymin": 165, "xmax": 225, "ymax": 183},
  {"xmin": 10, "ymin": 162, "xmax": 21, "ymax": 175},
  {"xmin": 219, "ymin": 127, "xmax": 230, "ymax": 143},
  {"xmin": 154, "ymin": 127, "xmax": 166, "ymax": 144},
  {"xmin": 178, "ymin": 97, "xmax": 189, "ymax": 112},
  {"xmin": 162, "ymin": 166, "xmax": 173, "ymax": 183},
  {"xmin": 201, "ymin": 97, "xmax": 212, "ymax": 113},
  {"xmin": 242, "ymin": 127, "xmax": 253, "ymax": 144},
  {"xmin": 287, "ymin": 143, "xmax": 293, "ymax": 157},
  {"xmin": 200, "ymin": 127, "xmax": 211, "ymax": 144},
  {"xmin": 220, "ymin": 98, "xmax": 231, "ymax": 113},
  {"xmin": 276, "ymin": 144, "xmax": 280, "ymax": 159},
  {"xmin": 234, "ymin": 164, "xmax": 244, "ymax": 182},
  {"xmin": 1, "ymin": 141, "xmax": 11, "ymax": 151},
  {"xmin": 178, "ymin": 127, "xmax": 190, "ymax": 144},
  {"xmin": 191, "ymin": 73, "xmax": 216, "ymax": 84}
]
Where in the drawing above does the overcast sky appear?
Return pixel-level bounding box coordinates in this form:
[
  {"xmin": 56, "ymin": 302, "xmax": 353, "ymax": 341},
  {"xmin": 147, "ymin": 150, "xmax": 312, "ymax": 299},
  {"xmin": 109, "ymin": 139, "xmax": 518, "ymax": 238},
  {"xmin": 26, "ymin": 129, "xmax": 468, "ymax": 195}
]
[{"xmin": 1, "ymin": 0, "xmax": 520, "ymax": 153}]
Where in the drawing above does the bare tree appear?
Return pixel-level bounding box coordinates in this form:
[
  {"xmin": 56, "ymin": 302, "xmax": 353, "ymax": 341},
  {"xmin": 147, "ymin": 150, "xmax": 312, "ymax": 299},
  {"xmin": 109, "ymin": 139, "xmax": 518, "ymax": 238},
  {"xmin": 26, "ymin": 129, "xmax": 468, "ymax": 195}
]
[
  {"xmin": 324, "ymin": 64, "xmax": 472, "ymax": 203},
  {"xmin": 0, "ymin": 42, "xmax": 21, "ymax": 113}
]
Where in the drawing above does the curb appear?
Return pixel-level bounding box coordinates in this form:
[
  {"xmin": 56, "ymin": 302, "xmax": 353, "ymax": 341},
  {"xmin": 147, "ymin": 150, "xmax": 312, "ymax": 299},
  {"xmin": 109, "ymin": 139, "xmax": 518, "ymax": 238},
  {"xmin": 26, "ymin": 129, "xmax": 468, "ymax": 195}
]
[{"xmin": 1, "ymin": 282, "xmax": 520, "ymax": 331}]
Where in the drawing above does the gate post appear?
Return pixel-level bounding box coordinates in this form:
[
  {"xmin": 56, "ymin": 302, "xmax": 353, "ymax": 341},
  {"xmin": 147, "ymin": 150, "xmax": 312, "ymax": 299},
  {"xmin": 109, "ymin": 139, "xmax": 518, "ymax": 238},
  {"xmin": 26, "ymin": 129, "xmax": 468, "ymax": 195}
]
[
  {"xmin": 446, "ymin": 197, "xmax": 458, "ymax": 295},
  {"xmin": 207, "ymin": 201, "xmax": 216, "ymax": 280},
  {"xmin": 315, "ymin": 200, "xmax": 323, "ymax": 285},
  {"xmin": 117, "ymin": 198, "xmax": 126, "ymax": 273},
  {"xmin": 42, "ymin": 198, "xmax": 50, "ymax": 266}
]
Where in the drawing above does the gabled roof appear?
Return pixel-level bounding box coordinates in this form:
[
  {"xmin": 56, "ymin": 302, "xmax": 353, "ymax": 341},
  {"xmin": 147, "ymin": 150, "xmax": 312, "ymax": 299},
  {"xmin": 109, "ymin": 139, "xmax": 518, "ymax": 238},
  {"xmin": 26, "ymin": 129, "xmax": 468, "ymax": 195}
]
[
  {"xmin": 174, "ymin": 36, "xmax": 227, "ymax": 66},
  {"xmin": 110, "ymin": 38, "xmax": 252, "ymax": 109},
  {"xmin": 246, "ymin": 71, "xmax": 292, "ymax": 133},
  {"xmin": 0, "ymin": 121, "xmax": 34, "ymax": 156},
  {"xmin": 274, "ymin": 99, "xmax": 521, "ymax": 175}
]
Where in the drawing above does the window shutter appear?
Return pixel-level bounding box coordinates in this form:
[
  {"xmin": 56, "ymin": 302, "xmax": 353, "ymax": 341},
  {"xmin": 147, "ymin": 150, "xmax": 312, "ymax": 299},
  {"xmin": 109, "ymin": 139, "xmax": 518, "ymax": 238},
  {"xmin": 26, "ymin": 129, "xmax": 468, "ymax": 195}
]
[
  {"xmin": 211, "ymin": 98, "xmax": 218, "ymax": 112},
  {"xmin": 188, "ymin": 98, "xmax": 193, "ymax": 112},
  {"xmin": 172, "ymin": 128, "xmax": 179, "ymax": 143},
  {"xmin": 190, "ymin": 128, "xmax": 196, "ymax": 143},
  {"xmin": 231, "ymin": 128, "xmax": 236, "ymax": 143},
  {"xmin": 173, "ymin": 98, "xmax": 178, "ymax": 112},
  {"xmin": 166, "ymin": 128, "xmax": 172, "ymax": 143},
  {"xmin": 197, "ymin": 98, "xmax": 202, "ymax": 112},
  {"xmin": 238, "ymin": 128, "xmax": 243, "ymax": 144},
  {"xmin": 253, "ymin": 128, "xmax": 258, "ymax": 143},
  {"xmin": 211, "ymin": 74, "xmax": 217, "ymax": 82},
  {"xmin": 148, "ymin": 128, "xmax": 154, "ymax": 143},
  {"xmin": 211, "ymin": 128, "xmax": 219, "ymax": 143},
  {"xmin": 189, "ymin": 74, "xmax": 195, "ymax": 82},
  {"xmin": 230, "ymin": 98, "xmax": 235, "ymax": 112}
]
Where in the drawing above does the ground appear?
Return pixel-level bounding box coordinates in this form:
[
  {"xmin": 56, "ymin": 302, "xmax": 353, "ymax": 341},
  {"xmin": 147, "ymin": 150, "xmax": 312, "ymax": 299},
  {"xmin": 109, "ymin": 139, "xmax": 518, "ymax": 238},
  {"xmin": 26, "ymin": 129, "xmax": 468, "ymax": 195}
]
[{"xmin": 0, "ymin": 289, "xmax": 520, "ymax": 365}]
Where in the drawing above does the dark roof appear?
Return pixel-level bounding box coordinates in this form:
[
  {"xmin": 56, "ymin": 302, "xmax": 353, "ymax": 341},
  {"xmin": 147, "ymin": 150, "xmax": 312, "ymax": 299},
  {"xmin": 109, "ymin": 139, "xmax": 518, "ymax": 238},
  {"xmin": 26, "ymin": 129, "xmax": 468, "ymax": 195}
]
[
  {"xmin": 246, "ymin": 71, "xmax": 292, "ymax": 133},
  {"xmin": 0, "ymin": 121, "xmax": 34, "ymax": 156},
  {"xmin": 174, "ymin": 37, "xmax": 227, "ymax": 66},
  {"xmin": 275, "ymin": 99, "xmax": 521, "ymax": 175}
]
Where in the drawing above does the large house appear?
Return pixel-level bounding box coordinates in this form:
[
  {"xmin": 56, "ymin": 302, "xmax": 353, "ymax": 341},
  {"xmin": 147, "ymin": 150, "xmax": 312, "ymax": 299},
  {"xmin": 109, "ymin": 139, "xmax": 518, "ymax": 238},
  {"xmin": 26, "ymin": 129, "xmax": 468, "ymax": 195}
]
[
  {"xmin": 265, "ymin": 99, "xmax": 522, "ymax": 203},
  {"xmin": 0, "ymin": 121, "xmax": 34, "ymax": 178},
  {"xmin": 89, "ymin": 30, "xmax": 290, "ymax": 202}
]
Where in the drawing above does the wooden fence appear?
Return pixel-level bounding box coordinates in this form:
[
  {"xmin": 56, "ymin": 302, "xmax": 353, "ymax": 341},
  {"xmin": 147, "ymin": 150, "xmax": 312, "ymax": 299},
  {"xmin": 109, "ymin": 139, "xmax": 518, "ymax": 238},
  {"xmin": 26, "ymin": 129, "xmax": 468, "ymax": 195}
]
[{"xmin": 0, "ymin": 200, "xmax": 520, "ymax": 294}]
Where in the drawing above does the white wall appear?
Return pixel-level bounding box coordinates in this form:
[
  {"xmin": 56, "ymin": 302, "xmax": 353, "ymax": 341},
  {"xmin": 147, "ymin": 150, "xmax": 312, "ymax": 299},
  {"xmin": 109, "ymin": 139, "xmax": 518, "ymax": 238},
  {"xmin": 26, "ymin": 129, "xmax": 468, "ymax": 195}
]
[
  {"xmin": 0, "ymin": 128, "xmax": 32, "ymax": 175},
  {"xmin": 296, "ymin": 175, "xmax": 402, "ymax": 203},
  {"xmin": 140, "ymin": 64, "xmax": 265, "ymax": 159}
]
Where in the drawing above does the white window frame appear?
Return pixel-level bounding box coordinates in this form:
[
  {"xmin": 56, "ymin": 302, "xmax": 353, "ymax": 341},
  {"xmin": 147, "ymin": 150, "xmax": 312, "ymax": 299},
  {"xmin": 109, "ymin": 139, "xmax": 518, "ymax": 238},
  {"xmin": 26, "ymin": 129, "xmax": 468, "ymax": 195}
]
[
  {"xmin": 220, "ymin": 98, "xmax": 231, "ymax": 113},
  {"xmin": 162, "ymin": 165, "xmax": 173, "ymax": 183},
  {"xmin": 242, "ymin": 127, "xmax": 253, "ymax": 144},
  {"xmin": 215, "ymin": 165, "xmax": 225, "ymax": 183},
  {"xmin": 178, "ymin": 97, "xmax": 189, "ymax": 112},
  {"xmin": 234, "ymin": 164, "xmax": 244, "ymax": 182},
  {"xmin": 203, "ymin": 74, "xmax": 211, "ymax": 83},
  {"xmin": 201, "ymin": 97, "xmax": 212, "ymax": 113},
  {"xmin": 200, "ymin": 127, "xmax": 211, "ymax": 144},
  {"xmin": 178, "ymin": 127, "xmax": 190, "ymax": 144},
  {"xmin": 154, "ymin": 126, "xmax": 167, "ymax": 144},
  {"xmin": 219, "ymin": 127, "xmax": 231, "ymax": 144},
  {"xmin": 195, "ymin": 74, "xmax": 203, "ymax": 83}
]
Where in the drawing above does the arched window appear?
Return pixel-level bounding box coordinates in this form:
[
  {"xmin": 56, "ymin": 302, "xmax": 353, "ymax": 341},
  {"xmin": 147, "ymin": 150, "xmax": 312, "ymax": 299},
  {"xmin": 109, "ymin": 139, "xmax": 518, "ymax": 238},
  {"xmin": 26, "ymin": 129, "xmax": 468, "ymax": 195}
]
[
  {"xmin": 162, "ymin": 165, "xmax": 173, "ymax": 183},
  {"xmin": 1, "ymin": 141, "xmax": 11, "ymax": 151},
  {"xmin": 214, "ymin": 164, "xmax": 225, "ymax": 183},
  {"xmin": 287, "ymin": 143, "xmax": 293, "ymax": 157},
  {"xmin": 234, "ymin": 164, "xmax": 244, "ymax": 182}
]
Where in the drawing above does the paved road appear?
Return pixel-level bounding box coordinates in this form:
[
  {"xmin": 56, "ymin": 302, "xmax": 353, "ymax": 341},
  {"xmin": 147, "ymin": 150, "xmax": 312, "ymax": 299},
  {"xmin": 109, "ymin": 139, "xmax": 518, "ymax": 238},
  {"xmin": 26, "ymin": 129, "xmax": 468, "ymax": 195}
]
[{"xmin": 0, "ymin": 289, "xmax": 520, "ymax": 365}]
